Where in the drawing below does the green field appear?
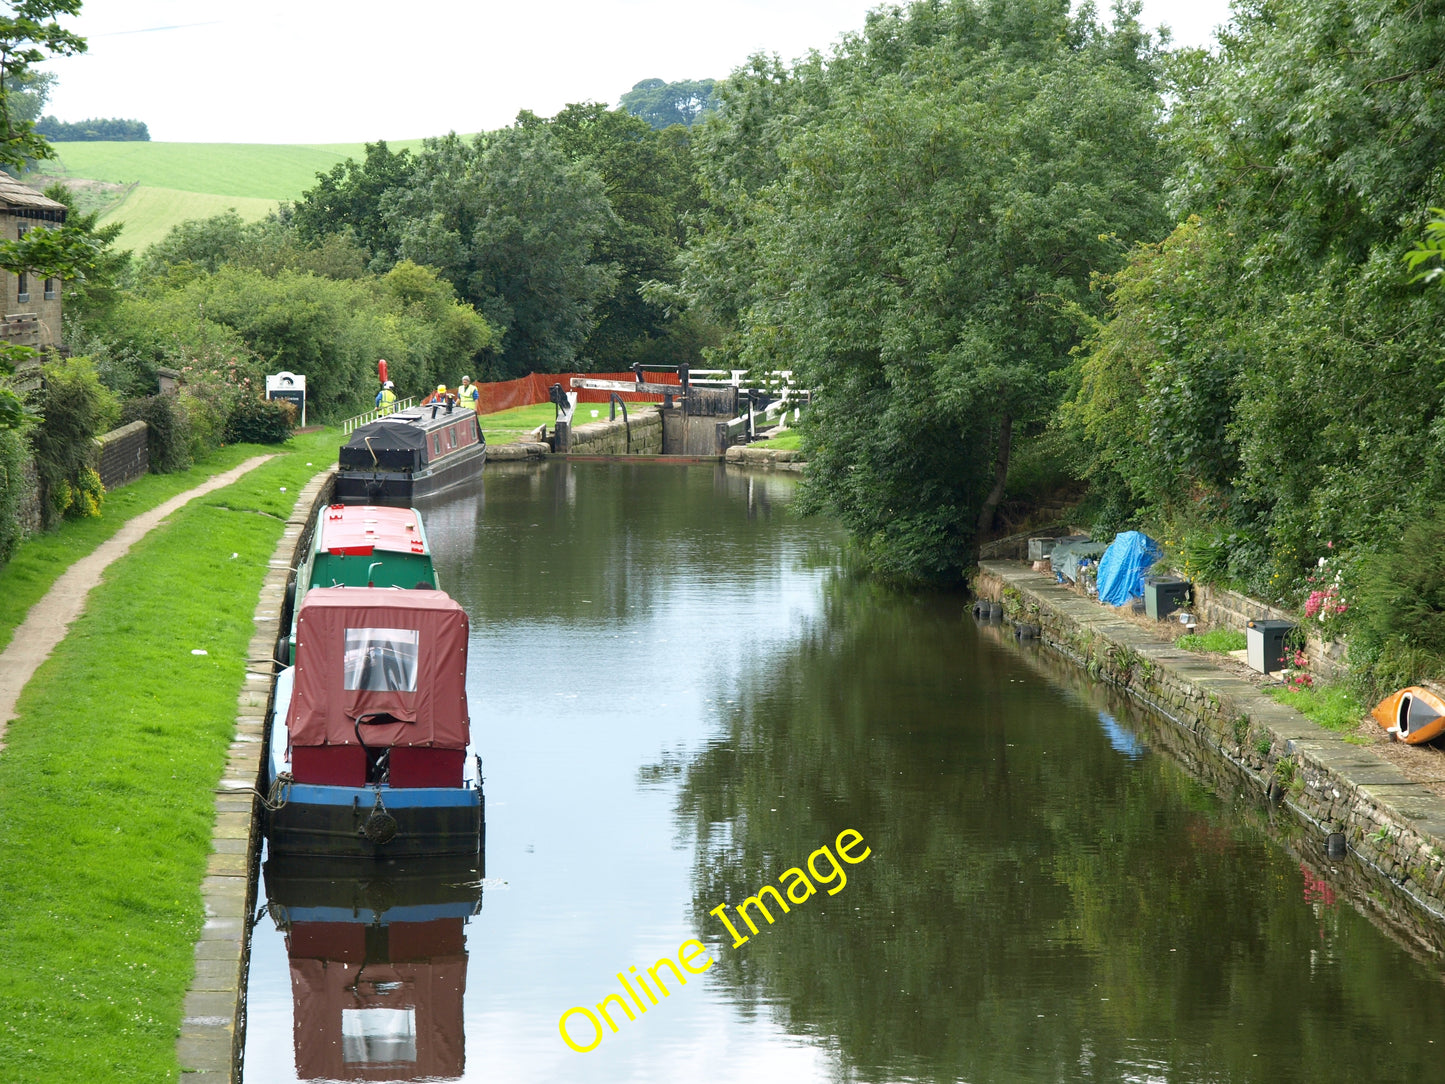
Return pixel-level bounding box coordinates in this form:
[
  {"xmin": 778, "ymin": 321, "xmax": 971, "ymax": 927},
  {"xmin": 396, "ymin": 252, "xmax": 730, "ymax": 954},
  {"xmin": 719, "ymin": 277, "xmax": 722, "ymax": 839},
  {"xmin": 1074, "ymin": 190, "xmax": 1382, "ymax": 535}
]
[
  {"xmin": 94, "ymin": 186, "xmax": 281, "ymax": 253},
  {"xmin": 46, "ymin": 142, "xmax": 353, "ymax": 200},
  {"xmin": 31, "ymin": 136, "xmax": 460, "ymax": 254}
]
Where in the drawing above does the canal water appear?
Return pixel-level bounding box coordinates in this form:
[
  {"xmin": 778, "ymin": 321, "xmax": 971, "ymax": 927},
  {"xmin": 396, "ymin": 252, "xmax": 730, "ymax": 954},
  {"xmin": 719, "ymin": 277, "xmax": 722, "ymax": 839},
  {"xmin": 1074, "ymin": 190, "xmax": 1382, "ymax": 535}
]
[{"xmin": 243, "ymin": 461, "xmax": 1445, "ymax": 1082}]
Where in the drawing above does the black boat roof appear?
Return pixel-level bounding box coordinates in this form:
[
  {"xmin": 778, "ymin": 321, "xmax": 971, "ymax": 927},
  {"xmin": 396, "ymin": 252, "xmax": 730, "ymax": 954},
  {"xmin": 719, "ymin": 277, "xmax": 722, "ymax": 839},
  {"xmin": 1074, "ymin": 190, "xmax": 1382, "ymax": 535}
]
[{"xmin": 344, "ymin": 406, "xmax": 472, "ymax": 450}]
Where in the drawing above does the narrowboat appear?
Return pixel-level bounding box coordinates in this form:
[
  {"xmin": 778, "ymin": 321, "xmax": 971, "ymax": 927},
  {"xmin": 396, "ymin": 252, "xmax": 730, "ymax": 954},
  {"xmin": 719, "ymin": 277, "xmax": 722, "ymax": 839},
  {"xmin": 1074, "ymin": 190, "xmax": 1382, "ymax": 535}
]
[
  {"xmin": 260, "ymin": 851, "xmax": 481, "ymax": 1080},
  {"xmin": 265, "ymin": 588, "xmax": 483, "ymax": 858},
  {"xmin": 286, "ymin": 503, "xmax": 438, "ymax": 663},
  {"xmin": 1372, "ymin": 685, "xmax": 1445, "ymax": 745},
  {"xmin": 335, "ymin": 403, "xmax": 486, "ymax": 506}
]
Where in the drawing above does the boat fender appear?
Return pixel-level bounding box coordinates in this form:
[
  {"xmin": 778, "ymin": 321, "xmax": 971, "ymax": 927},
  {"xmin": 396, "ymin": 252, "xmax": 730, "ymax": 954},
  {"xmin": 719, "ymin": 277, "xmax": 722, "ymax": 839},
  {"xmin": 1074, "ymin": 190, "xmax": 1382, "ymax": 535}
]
[{"xmin": 361, "ymin": 793, "xmax": 398, "ymax": 844}]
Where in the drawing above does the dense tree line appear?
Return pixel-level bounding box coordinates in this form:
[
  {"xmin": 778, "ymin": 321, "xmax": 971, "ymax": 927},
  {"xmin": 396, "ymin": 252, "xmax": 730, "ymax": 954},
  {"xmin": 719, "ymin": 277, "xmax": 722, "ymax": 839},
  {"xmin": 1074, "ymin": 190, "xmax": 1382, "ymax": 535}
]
[
  {"xmin": 681, "ymin": 0, "xmax": 1170, "ymax": 582},
  {"xmin": 35, "ymin": 115, "xmax": 149, "ymax": 141},
  {"xmin": 1059, "ymin": 0, "xmax": 1445, "ymax": 689},
  {"xmin": 8, "ymin": 0, "xmax": 1445, "ymax": 689},
  {"xmin": 619, "ymin": 77, "xmax": 718, "ymax": 129},
  {"xmin": 291, "ymin": 108, "xmax": 712, "ymax": 378}
]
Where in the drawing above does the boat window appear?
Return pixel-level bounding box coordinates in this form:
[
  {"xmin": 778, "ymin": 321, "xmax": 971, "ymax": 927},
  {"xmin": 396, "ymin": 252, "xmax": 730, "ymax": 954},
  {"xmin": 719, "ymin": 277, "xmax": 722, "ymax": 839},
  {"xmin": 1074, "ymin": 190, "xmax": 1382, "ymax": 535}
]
[
  {"xmin": 343, "ymin": 628, "xmax": 419, "ymax": 692},
  {"xmin": 341, "ymin": 1007, "xmax": 417, "ymax": 1064},
  {"xmin": 447, "ymin": 426, "xmax": 457, "ymax": 448},
  {"xmin": 432, "ymin": 433, "xmax": 442, "ymax": 456}
]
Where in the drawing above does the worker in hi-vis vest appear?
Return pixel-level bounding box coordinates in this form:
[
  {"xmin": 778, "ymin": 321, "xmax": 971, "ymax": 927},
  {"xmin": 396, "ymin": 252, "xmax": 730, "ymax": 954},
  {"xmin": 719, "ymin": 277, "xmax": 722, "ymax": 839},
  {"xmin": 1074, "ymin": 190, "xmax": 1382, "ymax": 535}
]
[{"xmin": 458, "ymin": 375, "xmax": 479, "ymax": 411}]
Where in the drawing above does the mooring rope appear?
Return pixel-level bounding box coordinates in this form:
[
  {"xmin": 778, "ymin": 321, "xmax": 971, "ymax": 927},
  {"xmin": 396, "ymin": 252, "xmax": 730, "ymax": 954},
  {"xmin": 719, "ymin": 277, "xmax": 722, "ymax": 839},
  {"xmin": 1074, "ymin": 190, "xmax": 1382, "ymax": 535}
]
[{"xmin": 254, "ymin": 771, "xmax": 294, "ymax": 811}]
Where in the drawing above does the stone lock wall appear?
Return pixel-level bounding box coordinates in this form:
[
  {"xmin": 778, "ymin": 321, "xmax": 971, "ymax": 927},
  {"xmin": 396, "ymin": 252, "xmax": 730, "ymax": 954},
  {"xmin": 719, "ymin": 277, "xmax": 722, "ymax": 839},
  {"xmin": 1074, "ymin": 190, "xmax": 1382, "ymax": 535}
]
[
  {"xmin": 975, "ymin": 561, "xmax": 1445, "ymax": 950},
  {"xmin": 724, "ymin": 445, "xmax": 805, "ymax": 472},
  {"xmin": 567, "ymin": 406, "xmax": 662, "ymax": 455}
]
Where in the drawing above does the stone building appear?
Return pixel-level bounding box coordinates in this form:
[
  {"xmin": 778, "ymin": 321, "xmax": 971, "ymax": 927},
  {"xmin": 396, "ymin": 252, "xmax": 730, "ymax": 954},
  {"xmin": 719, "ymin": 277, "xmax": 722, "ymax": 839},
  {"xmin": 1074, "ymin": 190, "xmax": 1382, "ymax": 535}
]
[{"xmin": 0, "ymin": 174, "xmax": 66, "ymax": 351}]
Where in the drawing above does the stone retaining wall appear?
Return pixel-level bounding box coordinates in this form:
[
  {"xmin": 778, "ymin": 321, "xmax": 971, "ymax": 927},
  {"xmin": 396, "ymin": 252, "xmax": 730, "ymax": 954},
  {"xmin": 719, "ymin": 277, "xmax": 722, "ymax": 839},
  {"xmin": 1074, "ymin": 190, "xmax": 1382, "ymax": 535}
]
[
  {"xmin": 94, "ymin": 420, "xmax": 148, "ymax": 490},
  {"xmin": 1191, "ymin": 579, "xmax": 1348, "ymax": 679},
  {"xmin": 178, "ymin": 469, "xmax": 335, "ymax": 1084},
  {"xmin": 487, "ymin": 441, "xmax": 549, "ymax": 461},
  {"xmin": 976, "ymin": 560, "xmax": 1445, "ymax": 953},
  {"xmin": 724, "ymin": 444, "xmax": 805, "ymax": 471},
  {"xmin": 567, "ymin": 407, "xmax": 662, "ymax": 455}
]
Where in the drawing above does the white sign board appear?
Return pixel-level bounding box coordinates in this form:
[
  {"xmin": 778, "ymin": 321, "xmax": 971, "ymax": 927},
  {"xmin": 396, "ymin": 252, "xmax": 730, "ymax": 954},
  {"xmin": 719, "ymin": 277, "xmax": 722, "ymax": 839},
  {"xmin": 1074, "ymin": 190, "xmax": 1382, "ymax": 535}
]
[{"xmin": 265, "ymin": 371, "xmax": 307, "ymax": 427}]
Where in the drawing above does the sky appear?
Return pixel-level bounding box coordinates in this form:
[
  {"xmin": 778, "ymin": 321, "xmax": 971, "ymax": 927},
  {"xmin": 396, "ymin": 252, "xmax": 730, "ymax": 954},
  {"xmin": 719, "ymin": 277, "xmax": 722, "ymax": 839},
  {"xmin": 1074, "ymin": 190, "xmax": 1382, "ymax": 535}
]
[{"xmin": 39, "ymin": 0, "xmax": 1238, "ymax": 145}]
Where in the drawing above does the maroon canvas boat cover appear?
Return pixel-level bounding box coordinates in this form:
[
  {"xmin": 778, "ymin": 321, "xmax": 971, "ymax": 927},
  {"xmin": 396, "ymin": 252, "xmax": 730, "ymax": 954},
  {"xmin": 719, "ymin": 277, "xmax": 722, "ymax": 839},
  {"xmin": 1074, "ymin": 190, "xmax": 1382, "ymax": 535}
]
[{"xmin": 288, "ymin": 588, "xmax": 470, "ymax": 750}]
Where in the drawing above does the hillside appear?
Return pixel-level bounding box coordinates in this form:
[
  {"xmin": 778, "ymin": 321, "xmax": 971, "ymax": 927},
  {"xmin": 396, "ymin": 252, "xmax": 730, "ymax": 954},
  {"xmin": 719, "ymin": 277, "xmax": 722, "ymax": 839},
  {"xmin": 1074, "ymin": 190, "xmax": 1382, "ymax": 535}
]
[{"xmin": 27, "ymin": 137, "xmax": 446, "ymax": 253}]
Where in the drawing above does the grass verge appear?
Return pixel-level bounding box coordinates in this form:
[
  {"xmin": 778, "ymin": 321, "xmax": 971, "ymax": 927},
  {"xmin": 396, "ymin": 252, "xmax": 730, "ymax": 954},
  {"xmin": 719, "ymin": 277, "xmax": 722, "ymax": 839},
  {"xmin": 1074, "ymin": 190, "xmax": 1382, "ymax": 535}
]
[
  {"xmin": 0, "ymin": 438, "xmax": 334, "ymax": 654},
  {"xmin": 1266, "ymin": 682, "xmax": 1366, "ymax": 735},
  {"xmin": 0, "ymin": 429, "xmax": 336, "ymax": 1083},
  {"xmin": 757, "ymin": 428, "xmax": 803, "ymax": 451},
  {"xmin": 1176, "ymin": 629, "xmax": 1246, "ymax": 653}
]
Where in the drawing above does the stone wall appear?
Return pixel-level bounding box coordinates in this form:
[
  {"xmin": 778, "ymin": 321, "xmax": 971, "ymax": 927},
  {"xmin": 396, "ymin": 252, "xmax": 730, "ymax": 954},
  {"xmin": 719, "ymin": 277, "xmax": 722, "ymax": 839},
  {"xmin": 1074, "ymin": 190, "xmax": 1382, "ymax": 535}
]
[
  {"xmin": 94, "ymin": 420, "xmax": 149, "ymax": 490},
  {"xmin": 13, "ymin": 453, "xmax": 40, "ymax": 536},
  {"xmin": 567, "ymin": 406, "xmax": 662, "ymax": 455},
  {"xmin": 1191, "ymin": 579, "xmax": 1348, "ymax": 679},
  {"xmin": 724, "ymin": 445, "xmax": 805, "ymax": 472},
  {"xmin": 975, "ymin": 561, "xmax": 1445, "ymax": 953}
]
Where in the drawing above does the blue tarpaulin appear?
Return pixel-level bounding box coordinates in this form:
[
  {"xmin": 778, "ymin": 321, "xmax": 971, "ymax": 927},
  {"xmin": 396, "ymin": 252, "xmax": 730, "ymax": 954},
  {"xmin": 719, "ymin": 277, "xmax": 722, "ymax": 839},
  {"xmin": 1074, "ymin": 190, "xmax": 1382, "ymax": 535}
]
[{"xmin": 1096, "ymin": 531, "xmax": 1162, "ymax": 607}]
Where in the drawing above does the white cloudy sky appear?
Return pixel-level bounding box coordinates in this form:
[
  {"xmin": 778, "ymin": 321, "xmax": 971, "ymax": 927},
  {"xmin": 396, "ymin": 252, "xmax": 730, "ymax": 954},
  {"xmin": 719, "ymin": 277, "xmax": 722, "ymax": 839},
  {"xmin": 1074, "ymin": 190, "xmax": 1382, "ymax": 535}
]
[{"xmin": 39, "ymin": 0, "xmax": 1238, "ymax": 145}]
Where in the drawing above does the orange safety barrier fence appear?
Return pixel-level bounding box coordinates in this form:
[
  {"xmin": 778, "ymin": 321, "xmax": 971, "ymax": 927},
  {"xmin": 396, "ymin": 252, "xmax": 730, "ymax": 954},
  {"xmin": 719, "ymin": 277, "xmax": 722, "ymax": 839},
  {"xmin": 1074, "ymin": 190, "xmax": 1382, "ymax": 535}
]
[{"xmin": 474, "ymin": 371, "xmax": 682, "ymax": 415}]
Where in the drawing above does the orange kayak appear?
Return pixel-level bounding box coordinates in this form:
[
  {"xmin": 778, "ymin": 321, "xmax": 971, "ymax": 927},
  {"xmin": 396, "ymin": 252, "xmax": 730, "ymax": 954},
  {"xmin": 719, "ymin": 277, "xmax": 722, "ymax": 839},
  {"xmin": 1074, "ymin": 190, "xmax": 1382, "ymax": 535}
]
[{"xmin": 1372, "ymin": 686, "xmax": 1445, "ymax": 744}]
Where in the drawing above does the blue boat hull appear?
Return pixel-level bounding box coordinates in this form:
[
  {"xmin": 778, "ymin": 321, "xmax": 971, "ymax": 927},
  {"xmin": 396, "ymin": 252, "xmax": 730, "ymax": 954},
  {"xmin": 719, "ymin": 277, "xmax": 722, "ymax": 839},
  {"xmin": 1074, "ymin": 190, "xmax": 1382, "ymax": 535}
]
[
  {"xmin": 266, "ymin": 781, "xmax": 483, "ymax": 859},
  {"xmin": 264, "ymin": 669, "xmax": 484, "ymax": 859}
]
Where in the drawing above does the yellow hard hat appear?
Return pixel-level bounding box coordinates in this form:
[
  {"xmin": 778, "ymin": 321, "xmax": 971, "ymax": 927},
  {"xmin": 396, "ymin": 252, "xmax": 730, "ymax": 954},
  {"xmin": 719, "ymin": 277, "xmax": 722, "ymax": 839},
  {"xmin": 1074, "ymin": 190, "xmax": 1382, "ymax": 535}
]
[{"xmin": 436, "ymin": 384, "xmax": 447, "ymax": 392}]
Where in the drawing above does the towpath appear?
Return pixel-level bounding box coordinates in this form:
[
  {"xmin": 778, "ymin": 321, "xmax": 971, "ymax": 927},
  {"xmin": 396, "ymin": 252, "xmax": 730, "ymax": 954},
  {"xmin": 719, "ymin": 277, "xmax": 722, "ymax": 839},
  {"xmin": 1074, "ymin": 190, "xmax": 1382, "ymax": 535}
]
[{"xmin": 0, "ymin": 454, "xmax": 274, "ymax": 750}]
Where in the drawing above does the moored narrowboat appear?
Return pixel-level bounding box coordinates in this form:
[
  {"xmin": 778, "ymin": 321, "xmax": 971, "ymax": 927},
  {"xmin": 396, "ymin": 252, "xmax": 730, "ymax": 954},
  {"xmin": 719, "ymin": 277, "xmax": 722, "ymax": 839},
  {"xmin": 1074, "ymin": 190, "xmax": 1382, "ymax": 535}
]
[
  {"xmin": 265, "ymin": 588, "xmax": 483, "ymax": 858},
  {"xmin": 286, "ymin": 503, "xmax": 438, "ymax": 663},
  {"xmin": 335, "ymin": 404, "xmax": 486, "ymax": 506}
]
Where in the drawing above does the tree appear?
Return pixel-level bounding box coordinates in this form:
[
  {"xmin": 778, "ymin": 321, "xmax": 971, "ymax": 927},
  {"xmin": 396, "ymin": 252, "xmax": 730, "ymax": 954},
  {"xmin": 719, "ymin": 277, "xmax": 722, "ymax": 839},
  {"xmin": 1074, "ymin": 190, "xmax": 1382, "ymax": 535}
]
[
  {"xmin": 34, "ymin": 116, "xmax": 148, "ymax": 141},
  {"xmin": 619, "ymin": 77, "xmax": 718, "ymax": 129},
  {"xmin": 0, "ymin": 0, "xmax": 84, "ymax": 170},
  {"xmin": 527, "ymin": 102, "xmax": 706, "ymax": 367},
  {"xmin": 1063, "ymin": 0, "xmax": 1445, "ymax": 612},
  {"xmin": 293, "ymin": 140, "xmax": 414, "ymax": 265},
  {"xmin": 686, "ymin": 0, "xmax": 1170, "ymax": 584},
  {"xmin": 6, "ymin": 67, "xmax": 52, "ymax": 125},
  {"xmin": 138, "ymin": 209, "xmax": 251, "ymax": 280},
  {"xmin": 41, "ymin": 181, "xmax": 127, "ymax": 322},
  {"xmin": 384, "ymin": 126, "xmax": 618, "ymax": 376}
]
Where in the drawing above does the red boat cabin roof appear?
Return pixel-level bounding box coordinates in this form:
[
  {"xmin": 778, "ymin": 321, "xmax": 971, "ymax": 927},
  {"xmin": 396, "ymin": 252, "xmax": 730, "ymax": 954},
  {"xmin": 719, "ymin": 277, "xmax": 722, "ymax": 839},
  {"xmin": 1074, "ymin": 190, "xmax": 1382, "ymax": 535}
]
[
  {"xmin": 316, "ymin": 504, "xmax": 429, "ymax": 557},
  {"xmin": 288, "ymin": 587, "xmax": 469, "ymax": 751}
]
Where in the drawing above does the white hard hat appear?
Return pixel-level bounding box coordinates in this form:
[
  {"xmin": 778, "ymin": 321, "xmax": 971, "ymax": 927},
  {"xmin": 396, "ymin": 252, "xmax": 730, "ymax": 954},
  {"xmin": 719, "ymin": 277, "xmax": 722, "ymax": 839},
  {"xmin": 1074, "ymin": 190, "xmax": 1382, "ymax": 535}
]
[{"xmin": 384, "ymin": 380, "xmax": 394, "ymax": 388}]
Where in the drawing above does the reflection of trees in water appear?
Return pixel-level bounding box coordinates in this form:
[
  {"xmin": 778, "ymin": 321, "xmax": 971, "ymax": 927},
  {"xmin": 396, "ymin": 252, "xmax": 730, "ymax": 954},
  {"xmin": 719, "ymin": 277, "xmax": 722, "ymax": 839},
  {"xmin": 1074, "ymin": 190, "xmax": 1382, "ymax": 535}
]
[
  {"xmin": 425, "ymin": 462, "xmax": 817, "ymax": 629},
  {"xmin": 673, "ymin": 577, "xmax": 1445, "ymax": 1083}
]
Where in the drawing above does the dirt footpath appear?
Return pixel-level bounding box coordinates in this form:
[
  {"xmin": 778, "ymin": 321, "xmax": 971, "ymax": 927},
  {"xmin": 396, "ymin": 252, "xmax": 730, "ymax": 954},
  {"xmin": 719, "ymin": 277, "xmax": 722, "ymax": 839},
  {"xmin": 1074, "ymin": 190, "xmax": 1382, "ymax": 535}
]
[{"xmin": 0, "ymin": 455, "xmax": 273, "ymax": 750}]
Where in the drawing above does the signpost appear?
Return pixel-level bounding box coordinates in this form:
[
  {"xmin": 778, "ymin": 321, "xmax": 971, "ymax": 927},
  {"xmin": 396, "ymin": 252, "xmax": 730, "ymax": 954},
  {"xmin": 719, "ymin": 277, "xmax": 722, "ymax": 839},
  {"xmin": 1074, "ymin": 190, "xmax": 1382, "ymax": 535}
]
[{"xmin": 266, "ymin": 371, "xmax": 307, "ymax": 427}]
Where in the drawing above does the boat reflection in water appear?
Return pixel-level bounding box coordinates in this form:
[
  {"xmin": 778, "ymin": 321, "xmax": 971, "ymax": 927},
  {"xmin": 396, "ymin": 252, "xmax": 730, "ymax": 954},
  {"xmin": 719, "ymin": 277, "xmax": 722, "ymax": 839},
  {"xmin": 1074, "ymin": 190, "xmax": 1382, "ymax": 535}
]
[{"xmin": 260, "ymin": 852, "xmax": 484, "ymax": 1082}]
